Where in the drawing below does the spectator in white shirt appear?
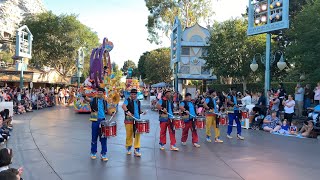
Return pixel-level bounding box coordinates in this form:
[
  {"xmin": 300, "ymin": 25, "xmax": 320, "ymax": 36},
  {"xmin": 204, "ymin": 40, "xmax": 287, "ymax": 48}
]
[
  {"xmin": 314, "ymin": 82, "xmax": 320, "ymax": 105},
  {"xmin": 241, "ymin": 90, "xmax": 252, "ymax": 105},
  {"xmin": 283, "ymin": 94, "xmax": 295, "ymax": 125}
]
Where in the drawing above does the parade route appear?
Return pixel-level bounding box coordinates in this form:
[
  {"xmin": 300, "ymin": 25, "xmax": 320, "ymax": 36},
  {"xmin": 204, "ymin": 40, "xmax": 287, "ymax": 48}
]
[{"xmin": 6, "ymin": 100, "xmax": 320, "ymax": 180}]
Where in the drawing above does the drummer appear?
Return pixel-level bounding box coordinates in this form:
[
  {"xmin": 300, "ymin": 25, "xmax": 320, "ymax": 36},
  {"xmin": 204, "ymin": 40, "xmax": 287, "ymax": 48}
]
[
  {"xmin": 226, "ymin": 89, "xmax": 245, "ymax": 140},
  {"xmin": 83, "ymin": 87, "xmax": 109, "ymax": 161},
  {"xmin": 203, "ymin": 89, "xmax": 223, "ymax": 143},
  {"xmin": 179, "ymin": 93, "xmax": 200, "ymax": 148},
  {"xmin": 122, "ymin": 89, "xmax": 146, "ymax": 157},
  {"xmin": 156, "ymin": 90, "xmax": 179, "ymax": 151}
]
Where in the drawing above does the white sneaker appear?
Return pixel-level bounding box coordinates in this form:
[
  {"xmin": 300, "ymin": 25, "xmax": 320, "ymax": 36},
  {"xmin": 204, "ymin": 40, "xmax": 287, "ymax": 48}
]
[
  {"xmin": 193, "ymin": 143, "xmax": 200, "ymax": 148},
  {"xmin": 227, "ymin": 134, "xmax": 233, "ymax": 139},
  {"xmin": 237, "ymin": 134, "xmax": 245, "ymax": 140},
  {"xmin": 181, "ymin": 142, "xmax": 187, "ymax": 146}
]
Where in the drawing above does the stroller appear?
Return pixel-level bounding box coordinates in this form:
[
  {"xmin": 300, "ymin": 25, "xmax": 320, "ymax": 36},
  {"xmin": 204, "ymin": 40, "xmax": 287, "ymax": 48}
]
[{"xmin": 250, "ymin": 106, "xmax": 265, "ymax": 130}]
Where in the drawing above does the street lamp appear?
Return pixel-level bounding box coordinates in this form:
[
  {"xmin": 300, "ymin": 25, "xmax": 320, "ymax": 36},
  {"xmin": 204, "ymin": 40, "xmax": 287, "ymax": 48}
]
[
  {"xmin": 250, "ymin": 50, "xmax": 286, "ymax": 71},
  {"xmin": 250, "ymin": 50, "xmax": 287, "ymax": 94},
  {"xmin": 76, "ymin": 47, "xmax": 85, "ymax": 88}
]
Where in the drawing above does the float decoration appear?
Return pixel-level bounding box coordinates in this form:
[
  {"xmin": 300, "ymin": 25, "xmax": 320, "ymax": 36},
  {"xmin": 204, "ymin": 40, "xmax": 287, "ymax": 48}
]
[{"xmin": 74, "ymin": 37, "xmax": 120, "ymax": 114}]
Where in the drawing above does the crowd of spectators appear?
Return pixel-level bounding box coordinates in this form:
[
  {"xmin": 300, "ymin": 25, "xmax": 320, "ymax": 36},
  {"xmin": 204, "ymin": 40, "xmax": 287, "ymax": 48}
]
[{"xmin": 147, "ymin": 83, "xmax": 320, "ymax": 138}]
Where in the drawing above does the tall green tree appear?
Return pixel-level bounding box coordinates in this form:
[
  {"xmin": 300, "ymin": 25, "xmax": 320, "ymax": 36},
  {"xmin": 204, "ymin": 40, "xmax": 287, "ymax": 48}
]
[
  {"xmin": 143, "ymin": 48, "xmax": 172, "ymax": 84},
  {"xmin": 205, "ymin": 19, "xmax": 266, "ymax": 90},
  {"xmin": 121, "ymin": 60, "xmax": 137, "ymax": 75},
  {"xmin": 137, "ymin": 51, "xmax": 150, "ymax": 79},
  {"xmin": 21, "ymin": 11, "xmax": 99, "ymax": 79},
  {"xmin": 145, "ymin": 0, "xmax": 213, "ymax": 44},
  {"xmin": 286, "ymin": 0, "xmax": 320, "ymax": 82}
]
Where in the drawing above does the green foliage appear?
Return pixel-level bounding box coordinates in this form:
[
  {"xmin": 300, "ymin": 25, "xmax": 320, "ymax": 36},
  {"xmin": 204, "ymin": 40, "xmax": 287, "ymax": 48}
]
[
  {"xmin": 205, "ymin": 19, "xmax": 266, "ymax": 84},
  {"xmin": 137, "ymin": 52, "xmax": 150, "ymax": 79},
  {"xmin": 0, "ymin": 51, "xmax": 14, "ymax": 63},
  {"xmin": 111, "ymin": 62, "xmax": 123, "ymax": 81},
  {"xmin": 21, "ymin": 11, "xmax": 99, "ymax": 78},
  {"xmin": 286, "ymin": 0, "xmax": 320, "ymax": 82},
  {"xmin": 141, "ymin": 48, "xmax": 172, "ymax": 84},
  {"xmin": 121, "ymin": 60, "xmax": 137, "ymax": 75},
  {"xmin": 145, "ymin": 0, "xmax": 213, "ymax": 44}
]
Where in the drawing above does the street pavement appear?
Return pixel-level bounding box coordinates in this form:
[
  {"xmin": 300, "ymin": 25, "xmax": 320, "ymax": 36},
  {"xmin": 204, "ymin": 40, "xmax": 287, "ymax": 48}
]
[{"xmin": 5, "ymin": 99, "xmax": 320, "ymax": 180}]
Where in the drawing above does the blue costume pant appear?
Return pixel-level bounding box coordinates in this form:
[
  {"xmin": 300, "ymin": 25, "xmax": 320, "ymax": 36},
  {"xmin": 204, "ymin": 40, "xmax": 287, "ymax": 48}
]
[
  {"xmin": 227, "ymin": 111, "xmax": 241, "ymax": 135},
  {"xmin": 91, "ymin": 118, "xmax": 107, "ymax": 155}
]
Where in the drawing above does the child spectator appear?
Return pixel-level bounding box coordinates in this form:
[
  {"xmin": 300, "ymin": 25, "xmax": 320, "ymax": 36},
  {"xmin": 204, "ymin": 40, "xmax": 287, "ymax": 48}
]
[
  {"xmin": 289, "ymin": 121, "xmax": 298, "ymax": 135},
  {"xmin": 279, "ymin": 119, "xmax": 289, "ymax": 134}
]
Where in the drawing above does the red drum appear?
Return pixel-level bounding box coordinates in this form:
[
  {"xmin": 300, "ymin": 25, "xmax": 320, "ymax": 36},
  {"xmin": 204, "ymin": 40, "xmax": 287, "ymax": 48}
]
[
  {"xmin": 101, "ymin": 121, "xmax": 117, "ymax": 137},
  {"xmin": 172, "ymin": 116, "xmax": 185, "ymax": 130},
  {"xmin": 219, "ymin": 114, "xmax": 227, "ymax": 125},
  {"xmin": 195, "ymin": 116, "xmax": 206, "ymax": 129},
  {"xmin": 241, "ymin": 111, "xmax": 249, "ymax": 119},
  {"xmin": 135, "ymin": 119, "xmax": 150, "ymax": 134}
]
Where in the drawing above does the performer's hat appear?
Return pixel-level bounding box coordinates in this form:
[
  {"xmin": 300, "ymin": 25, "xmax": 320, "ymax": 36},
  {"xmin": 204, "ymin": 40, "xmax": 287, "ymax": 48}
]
[
  {"xmin": 164, "ymin": 90, "xmax": 171, "ymax": 94},
  {"xmin": 130, "ymin": 89, "xmax": 138, "ymax": 94},
  {"xmin": 97, "ymin": 87, "xmax": 105, "ymax": 92}
]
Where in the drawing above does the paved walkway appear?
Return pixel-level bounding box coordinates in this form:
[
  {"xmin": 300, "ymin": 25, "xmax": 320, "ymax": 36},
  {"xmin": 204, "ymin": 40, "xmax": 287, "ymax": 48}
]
[{"xmin": 5, "ymin": 100, "xmax": 320, "ymax": 180}]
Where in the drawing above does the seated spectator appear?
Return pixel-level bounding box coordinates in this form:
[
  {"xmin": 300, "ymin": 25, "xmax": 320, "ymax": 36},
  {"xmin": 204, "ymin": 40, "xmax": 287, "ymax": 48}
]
[
  {"xmin": 0, "ymin": 148, "xmax": 23, "ymax": 179},
  {"xmin": 289, "ymin": 121, "xmax": 299, "ymax": 135},
  {"xmin": 299, "ymin": 120, "xmax": 314, "ymax": 137},
  {"xmin": 0, "ymin": 168, "xmax": 22, "ymax": 180},
  {"xmin": 17, "ymin": 103, "xmax": 26, "ymax": 114},
  {"xmin": 0, "ymin": 114, "xmax": 10, "ymax": 141},
  {"xmin": 279, "ymin": 119, "xmax": 289, "ymax": 134},
  {"xmin": 262, "ymin": 111, "xmax": 281, "ymax": 133}
]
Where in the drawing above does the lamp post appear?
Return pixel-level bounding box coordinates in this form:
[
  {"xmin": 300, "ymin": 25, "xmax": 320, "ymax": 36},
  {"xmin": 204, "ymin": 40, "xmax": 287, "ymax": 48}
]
[
  {"xmin": 247, "ymin": 0, "xmax": 290, "ymax": 96},
  {"xmin": 76, "ymin": 47, "xmax": 85, "ymax": 88},
  {"xmin": 171, "ymin": 17, "xmax": 182, "ymax": 93},
  {"xmin": 250, "ymin": 50, "xmax": 286, "ymax": 95},
  {"xmin": 15, "ymin": 25, "xmax": 33, "ymax": 89}
]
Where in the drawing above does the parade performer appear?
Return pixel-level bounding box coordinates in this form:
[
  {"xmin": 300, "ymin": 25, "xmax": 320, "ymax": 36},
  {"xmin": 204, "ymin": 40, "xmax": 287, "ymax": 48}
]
[
  {"xmin": 226, "ymin": 90, "xmax": 245, "ymax": 140},
  {"xmin": 84, "ymin": 88, "xmax": 109, "ymax": 161},
  {"xmin": 156, "ymin": 90, "xmax": 179, "ymax": 151},
  {"xmin": 122, "ymin": 89, "xmax": 146, "ymax": 157},
  {"xmin": 179, "ymin": 93, "xmax": 200, "ymax": 147},
  {"xmin": 203, "ymin": 89, "xmax": 223, "ymax": 143}
]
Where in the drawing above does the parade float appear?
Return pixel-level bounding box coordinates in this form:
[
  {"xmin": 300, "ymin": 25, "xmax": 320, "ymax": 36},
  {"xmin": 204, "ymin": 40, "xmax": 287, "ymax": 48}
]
[
  {"xmin": 124, "ymin": 68, "xmax": 143, "ymax": 100},
  {"xmin": 74, "ymin": 37, "xmax": 120, "ymax": 113}
]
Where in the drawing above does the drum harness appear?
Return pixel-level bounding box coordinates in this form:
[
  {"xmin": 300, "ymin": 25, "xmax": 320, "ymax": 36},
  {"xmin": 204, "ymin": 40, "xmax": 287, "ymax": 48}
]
[
  {"xmin": 182, "ymin": 101, "xmax": 197, "ymax": 131},
  {"xmin": 160, "ymin": 100, "xmax": 175, "ymax": 132}
]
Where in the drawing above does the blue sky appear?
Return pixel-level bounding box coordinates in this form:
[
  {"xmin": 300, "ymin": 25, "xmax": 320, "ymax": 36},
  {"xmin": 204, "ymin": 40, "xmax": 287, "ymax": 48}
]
[{"xmin": 42, "ymin": 0, "xmax": 247, "ymax": 67}]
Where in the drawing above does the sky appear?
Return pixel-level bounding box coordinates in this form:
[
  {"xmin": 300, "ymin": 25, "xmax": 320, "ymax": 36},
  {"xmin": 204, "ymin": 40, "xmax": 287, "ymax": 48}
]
[{"xmin": 42, "ymin": 0, "xmax": 247, "ymax": 68}]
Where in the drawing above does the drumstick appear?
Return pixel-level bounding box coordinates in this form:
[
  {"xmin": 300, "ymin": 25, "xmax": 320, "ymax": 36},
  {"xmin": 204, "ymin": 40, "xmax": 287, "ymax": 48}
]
[
  {"xmin": 109, "ymin": 111, "xmax": 117, "ymax": 122},
  {"xmin": 159, "ymin": 109, "xmax": 174, "ymax": 117},
  {"xmin": 127, "ymin": 113, "xmax": 140, "ymax": 121}
]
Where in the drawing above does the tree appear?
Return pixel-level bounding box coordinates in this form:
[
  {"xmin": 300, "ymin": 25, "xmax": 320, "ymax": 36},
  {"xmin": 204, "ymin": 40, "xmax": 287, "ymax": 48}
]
[
  {"xmin": 145, "ymin": 0, "xmax": 213, "ymax": 44},
  {"xmin": 111, "ymin": 62, "xmax": 123, "ymax": 80},
  {"xmin": 137, "ymin": 51, "xmax": 150, "ymax": 79},
  {"xmin": 143, "ymin": 48, "xmax": 172, "ymax": 84},
  {"xmin": 121, "ymin": 60, "xmax": 137, "ymax": 75},
  {"xmin": 286, "ymin": 0, "xmax": 320, "ymax": 82},
  {"xmin": 205, "ymin": 19, "xmax": 266, "ymax": 90},
  {"xmin": 21, "ymin": 11, "xmax": 99, "ymax": 79}
]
